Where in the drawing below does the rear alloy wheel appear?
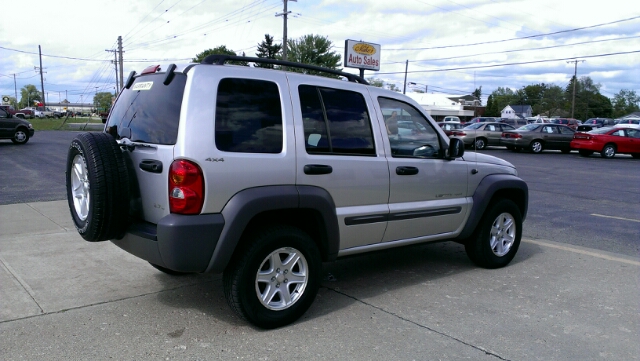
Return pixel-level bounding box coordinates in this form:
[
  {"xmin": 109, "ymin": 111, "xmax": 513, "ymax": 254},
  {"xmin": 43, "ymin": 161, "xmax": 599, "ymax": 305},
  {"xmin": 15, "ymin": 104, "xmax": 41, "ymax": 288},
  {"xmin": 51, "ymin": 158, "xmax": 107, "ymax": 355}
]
[
  {"xmin": 66, "ymin": 132, "xmax": 130, "ymax": 242},
  {"xmin": 224, "ymin": 225, "xmax": 321, "ymax": 329},
  {"xmin": 11, "ymin": 128, "xmax": 29, "ymax": 144},
  {"xmin": 465, "ymin": 199, "xmax": 522, "ymax": 269},
  {"xmin": 474, "ymin": 138, "xmax": 487, "ymax": 150},
  {"xmin": 600, "ymin": 144, "xmax": 616, "ymax": 159},
  {"xmin": 579, "ymin": 150, "xmax": 593, "ymax": 157},
  {"xmin": 530, "ymin": 140, "xmax": 543, "ymax": 153}
]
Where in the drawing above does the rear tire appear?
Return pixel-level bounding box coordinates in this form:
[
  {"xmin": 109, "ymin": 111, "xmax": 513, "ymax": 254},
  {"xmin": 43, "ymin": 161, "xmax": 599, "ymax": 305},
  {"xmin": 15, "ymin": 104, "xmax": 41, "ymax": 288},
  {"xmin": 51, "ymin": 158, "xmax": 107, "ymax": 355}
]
[
  {"xmin": 579, "ymin": 150, "xmax": 593, "ymax": 157},
  {"xmin": 65, "ymin": 132, "xmax": 130, "ymax": 242},
  {"xmin": 530, "ymin": 140, "xmax": 543, "ymax": 153},
  {"xmin": 632, "ymin": 154, "xmax": 640, "ymax": 159},
  {"xmin": 465, "ymin": 199, "xmax": 522, "ymax": 269},
  {"xmin": 223, "ymin": 225, "xmax": 321, "ymax": 329},
  {"xmin": 474, "ymin": 138, "xmax": 487, "ymax": 150},
  {"xmin": 561, "ymin": 148, "xmax": 571, "ymax": 154}
]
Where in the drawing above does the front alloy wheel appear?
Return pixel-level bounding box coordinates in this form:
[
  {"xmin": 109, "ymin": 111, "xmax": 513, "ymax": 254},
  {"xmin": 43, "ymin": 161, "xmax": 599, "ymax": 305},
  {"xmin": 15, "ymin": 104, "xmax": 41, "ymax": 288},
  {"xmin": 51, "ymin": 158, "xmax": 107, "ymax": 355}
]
[
  {"xmin": 488, "ymin": 212, "xmax": 516, "ymax": 257},
  {"xmin": 530, "ymin": 140, "xmax": 543, "ymax": 153}
]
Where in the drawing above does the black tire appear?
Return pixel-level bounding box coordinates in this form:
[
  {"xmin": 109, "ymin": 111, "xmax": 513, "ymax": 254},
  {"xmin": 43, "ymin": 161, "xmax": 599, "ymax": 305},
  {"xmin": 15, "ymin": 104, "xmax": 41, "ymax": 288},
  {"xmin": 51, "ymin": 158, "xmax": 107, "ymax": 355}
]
[
  {"xmin": 474, "ymin": 138, "xmax": 487, "ymax": 150},
  {"xmin": 65, "ymin": 132, "xmax": 130, "ymax": 242},
  {"xmin": 632, "ymin": 154, "xmax": 640, "ymax": 159},
  {"xmin": 149, "ymin": 263, "xmax": 194, "ymax": 276},
  {"xmin": 11, "ymin": 128, "xmax": 30, "ymax": 144},
  {"xmin": 600, "ymin": 144, "xmax": 616, "ymax": 159},
  {"xmin": 530, "ymin": 140, "xmax": 543, "ymax": 153},
  {"xmin": 506, "ymin": 145, "xmax": 515, "ymax": 150},
  {"xmin": 223, "ymin": 225, "xmax": 321, "ymax": 329},
  {"xmin": 561, "ymin": 148, "xmax": 571, "ymax": 154},
  {"xmin": 513, "ymin": 147, "xmax": 522, "ymax": 152},
  {"xmin": 465, "ymin": 199, "xmax": 523, "ymax": 269},
  {"xmin": 579, "ymin": 150, "xmax": 593, "ymax": 157}
]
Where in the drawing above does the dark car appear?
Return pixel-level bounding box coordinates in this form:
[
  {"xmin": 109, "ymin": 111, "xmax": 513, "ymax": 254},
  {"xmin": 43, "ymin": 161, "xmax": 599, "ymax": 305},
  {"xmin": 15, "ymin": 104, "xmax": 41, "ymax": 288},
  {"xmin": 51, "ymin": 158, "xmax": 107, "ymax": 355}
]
[
  {"xmin": 0, "ymin": 107, "xmax": 35, "ymax": 144},
  {"xmin": 551, "ymin": 118, "xmax": 581, "ymax": 130},
  {"xmin": 578, "ymin": 118, "xmax": 615, "ymax": 132},
  {"xmin": 571, "ymin": 124, "xmax": 640, "ymax": 158},
  {"xmin": 501, "ymin": 123, "xmax": 575, "ymax": 153}
]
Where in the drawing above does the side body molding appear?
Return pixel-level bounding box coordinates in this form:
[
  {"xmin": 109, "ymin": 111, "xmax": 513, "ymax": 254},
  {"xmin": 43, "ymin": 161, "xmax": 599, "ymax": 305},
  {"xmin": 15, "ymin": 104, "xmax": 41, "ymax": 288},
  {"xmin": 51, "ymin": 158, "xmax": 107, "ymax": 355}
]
[
  {"xmin": 205, "ymin": 185, "xmax": 340, "ymax": 273},
  {"xmin": 456, "ymin": 174, "xmax": 529, "ymax": 240}
]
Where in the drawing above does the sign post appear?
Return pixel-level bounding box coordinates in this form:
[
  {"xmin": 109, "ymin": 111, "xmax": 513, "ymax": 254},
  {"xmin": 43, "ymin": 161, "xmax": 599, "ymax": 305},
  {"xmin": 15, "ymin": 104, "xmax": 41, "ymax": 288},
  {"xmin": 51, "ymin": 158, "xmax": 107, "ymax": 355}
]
[{"xmin": 344, "ymin": 40, "xmax": 381, "ymax": 79}]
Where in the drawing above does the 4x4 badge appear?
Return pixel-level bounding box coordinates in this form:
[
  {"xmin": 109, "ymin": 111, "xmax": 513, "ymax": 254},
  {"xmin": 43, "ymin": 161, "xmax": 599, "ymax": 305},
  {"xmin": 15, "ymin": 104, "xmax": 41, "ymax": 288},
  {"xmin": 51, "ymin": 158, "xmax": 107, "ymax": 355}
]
[{"xmin": 205, "ymin": 157, "xmax": 225, "ymax": 162}]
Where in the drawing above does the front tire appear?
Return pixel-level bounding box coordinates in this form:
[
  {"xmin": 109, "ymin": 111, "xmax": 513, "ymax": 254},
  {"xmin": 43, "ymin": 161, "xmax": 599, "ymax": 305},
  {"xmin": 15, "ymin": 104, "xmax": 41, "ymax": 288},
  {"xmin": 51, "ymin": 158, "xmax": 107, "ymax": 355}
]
[
  {"xmin": 465, "ymin": 199, "xmax": 522, "ymax": 269},
  {"xmin": 474, "ymin": 138, "xmax": 487, "ymax": 150},
  {"xmin": 65, "ymin": 132, "xmax": 130, "ymax": 242},
  {"xmin": 223, "ymin": 225, "xmax": 321, "ymax": 329},
  {"xmin": 600, "ymin": 144, "xmax": 616, "ymax": 158},
  {"xmin": 11, "ymin": 128, "xmax": 29, "ymax": 144}
]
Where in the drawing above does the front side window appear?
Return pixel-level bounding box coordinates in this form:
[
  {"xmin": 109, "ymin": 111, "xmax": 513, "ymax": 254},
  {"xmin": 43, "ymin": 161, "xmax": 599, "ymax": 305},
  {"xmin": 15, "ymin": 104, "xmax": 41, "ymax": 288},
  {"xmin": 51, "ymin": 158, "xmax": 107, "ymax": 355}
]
[
  {"xmin": 299, "ymin": 85, "xmax": 375, "ymax": 156},
  {"xmin": 378, "ymin": 97, "xmax": 441, "ymax": 158},
  {"xmin": 215, "ymin": 78, "xmax": 283, "ymax": 153},
  {"xmin": 559, "ymin": 126, "xmax": 575, "ymax": 135}
]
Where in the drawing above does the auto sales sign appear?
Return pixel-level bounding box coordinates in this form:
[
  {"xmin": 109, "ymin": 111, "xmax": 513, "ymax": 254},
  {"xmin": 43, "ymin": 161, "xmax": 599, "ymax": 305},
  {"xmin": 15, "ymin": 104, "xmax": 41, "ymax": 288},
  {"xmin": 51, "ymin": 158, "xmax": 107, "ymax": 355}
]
[{"xmin": 344, "ymin": 40, "xmax": 381, "ymax": 71}]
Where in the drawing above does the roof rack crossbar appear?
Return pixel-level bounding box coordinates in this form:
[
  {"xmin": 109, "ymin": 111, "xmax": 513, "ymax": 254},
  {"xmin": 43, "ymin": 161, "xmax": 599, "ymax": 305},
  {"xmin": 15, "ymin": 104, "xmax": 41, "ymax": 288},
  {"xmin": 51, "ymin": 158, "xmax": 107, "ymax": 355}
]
[{"xmin": 201, "ymin": 55, "xmax": 369, "ymax": 85}]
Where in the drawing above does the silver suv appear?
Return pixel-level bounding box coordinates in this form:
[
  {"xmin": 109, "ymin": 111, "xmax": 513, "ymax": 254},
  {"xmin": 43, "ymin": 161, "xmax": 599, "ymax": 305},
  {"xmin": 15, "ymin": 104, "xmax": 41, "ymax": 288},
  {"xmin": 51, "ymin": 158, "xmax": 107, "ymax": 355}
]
[{"xmin": 65, "ymin": 56, "xmax": 528, "ymax": 329}]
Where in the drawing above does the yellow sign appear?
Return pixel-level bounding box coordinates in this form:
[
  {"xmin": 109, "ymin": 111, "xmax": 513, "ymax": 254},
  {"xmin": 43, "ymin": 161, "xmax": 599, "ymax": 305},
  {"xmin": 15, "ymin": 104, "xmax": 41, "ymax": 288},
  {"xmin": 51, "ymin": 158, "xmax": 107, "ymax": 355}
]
[{"xmin": 353, "ymin": 43, "xmax": 376, "ymax": 56}]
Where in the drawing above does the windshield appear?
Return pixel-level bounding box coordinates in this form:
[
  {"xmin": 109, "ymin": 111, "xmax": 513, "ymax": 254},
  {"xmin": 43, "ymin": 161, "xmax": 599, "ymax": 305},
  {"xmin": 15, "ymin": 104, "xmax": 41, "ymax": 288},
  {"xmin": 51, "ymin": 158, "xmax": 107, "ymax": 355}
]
[
  {"xmin": 464, "ymin": 123, "xmax": 484, "ymax": 130},
  {"xmin": 106, "ymin": 73, "xmax": 186, "ymax": 145},
  {"xmin": 589, "ymin": 127, "xmax": 614, "ymax": 134}
]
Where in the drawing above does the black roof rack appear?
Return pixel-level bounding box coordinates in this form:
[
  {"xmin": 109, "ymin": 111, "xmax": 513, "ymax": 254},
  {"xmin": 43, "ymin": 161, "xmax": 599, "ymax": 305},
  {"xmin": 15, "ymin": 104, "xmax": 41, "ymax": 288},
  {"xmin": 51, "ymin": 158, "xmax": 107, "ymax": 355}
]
[{"xmin": 201, "ymin": 55, "xmax": 369, "ymax": 85}]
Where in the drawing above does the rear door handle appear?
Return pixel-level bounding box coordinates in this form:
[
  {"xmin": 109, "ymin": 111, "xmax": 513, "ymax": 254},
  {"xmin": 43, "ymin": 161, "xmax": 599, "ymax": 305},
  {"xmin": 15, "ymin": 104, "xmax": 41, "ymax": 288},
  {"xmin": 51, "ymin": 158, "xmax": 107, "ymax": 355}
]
[
  {"xmin": 396, "ymin": 166, "xmax": 419, "ymax": 175},
  {"xmin": 140, "ymin": 159, "xmax": 163, "ymax": 173},
  {"xmin": 304, "ymin": 164, "xmax": 333, "ymax": 175}
]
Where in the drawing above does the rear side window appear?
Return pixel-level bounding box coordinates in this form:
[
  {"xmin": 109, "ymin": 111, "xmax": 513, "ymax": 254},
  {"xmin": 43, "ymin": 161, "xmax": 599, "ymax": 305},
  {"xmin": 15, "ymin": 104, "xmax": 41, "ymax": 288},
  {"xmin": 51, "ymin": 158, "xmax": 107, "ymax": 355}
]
[
  {"xmin": 215, "ymin": 78, "xmax": 283, "ymax": 153},
  {"xmin": 299, "ymin": 85, "xmax": 375, "ymax": 156},
  {"xmin": 107, "ymin": 73, "xmax": 186, "ymax": 145}
]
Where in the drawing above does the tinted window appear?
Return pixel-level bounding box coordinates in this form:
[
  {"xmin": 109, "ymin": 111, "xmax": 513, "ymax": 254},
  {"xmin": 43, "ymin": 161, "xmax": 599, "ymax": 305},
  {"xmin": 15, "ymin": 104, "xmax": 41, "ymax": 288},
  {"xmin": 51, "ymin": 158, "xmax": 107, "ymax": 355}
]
[
  {"xmin": 299, "ymin": 85, "xmax": 375, "ymax": 156},
  {"xmin": 215, "ymin": 78, "xmax": 283, "ymax": 153},
  {"xmin": 107, "ymin": 73, "xmax": 186, "ymax": 145}
]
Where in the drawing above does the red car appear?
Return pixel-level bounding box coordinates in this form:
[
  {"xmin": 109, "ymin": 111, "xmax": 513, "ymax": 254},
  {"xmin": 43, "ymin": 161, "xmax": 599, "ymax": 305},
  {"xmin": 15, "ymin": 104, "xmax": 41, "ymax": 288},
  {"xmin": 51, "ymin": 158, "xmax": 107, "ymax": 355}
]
[{"xmin": 571, "ymin": 125, "xmax": 640, "ymax": 159}]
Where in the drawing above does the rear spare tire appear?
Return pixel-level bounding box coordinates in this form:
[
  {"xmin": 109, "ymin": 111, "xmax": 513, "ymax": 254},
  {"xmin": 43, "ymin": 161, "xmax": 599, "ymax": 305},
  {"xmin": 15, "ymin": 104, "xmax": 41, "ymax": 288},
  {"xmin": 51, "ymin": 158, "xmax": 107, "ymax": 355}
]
[{"xmin": 66, "ymin": 132, "xmax": 130, "ymax": 242}]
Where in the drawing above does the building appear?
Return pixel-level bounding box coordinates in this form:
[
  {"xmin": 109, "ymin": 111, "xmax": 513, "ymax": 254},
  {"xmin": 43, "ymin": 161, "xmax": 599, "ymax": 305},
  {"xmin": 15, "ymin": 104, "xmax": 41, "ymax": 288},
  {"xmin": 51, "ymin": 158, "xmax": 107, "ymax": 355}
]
[
  {"xmin": 404, "ymin": 92, "xmax": 479, "ymax": 121},
  {"xmin": 501, "ymin": 105, "xmax": 532, "ymax": 119}
]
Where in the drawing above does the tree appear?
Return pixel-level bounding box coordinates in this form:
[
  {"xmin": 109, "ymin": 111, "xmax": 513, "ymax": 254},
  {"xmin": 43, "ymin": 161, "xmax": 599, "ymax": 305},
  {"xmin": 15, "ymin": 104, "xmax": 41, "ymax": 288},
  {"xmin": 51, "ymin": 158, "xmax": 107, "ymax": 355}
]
[
  {"xmin": 472, "ymin": 86, "xmax": 482, "ymax": 106},
  {"xmin": 485, "ymin": 94, "xmax": 499, "ymax": 116},
  {"xmin": 93, "ymin": 92, "xmax": 114, "ymax": 112},
  {"xmin": 388, "ymin": 83, "xmax": 400, "ymax": 92},
  {"xmin": 612, "ymin": 89, "xmax": 640, "ymax": 118},
  {"xmin": 488, "ymin": 87, "xmax": 518, "ymax": 114},
  {"xmin": 192, "ymin": 46, "xmax": 248, "ymax": 66},
  {"xmin": 539, "ymin": 85, "xmax": 566, "ymax": 117},
  {"xmin": 285, "ymin": 34, "xmax": 342, "ymax": 78},
  {"xmin": 566, "ymin": 76, "xmax": 611, "ymax": 120},
  {"xmin": 366, "ymin": 78, "xmax": 385, "ymax": 88},
  {"xmin": 255, "ymin": 34, "xmax": 282, "ymax": 68},
  {"xmin": 18, "ymin": 85, "xmax": 42, "ymax": 109}
]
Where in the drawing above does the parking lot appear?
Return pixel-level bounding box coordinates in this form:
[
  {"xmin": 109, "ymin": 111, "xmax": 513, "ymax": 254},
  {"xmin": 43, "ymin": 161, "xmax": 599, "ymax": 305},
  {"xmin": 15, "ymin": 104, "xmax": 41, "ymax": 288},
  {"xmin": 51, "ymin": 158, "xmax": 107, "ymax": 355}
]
[{"xmin": 1, "ymin": 131, "xmax": 639, "ymax": 360}]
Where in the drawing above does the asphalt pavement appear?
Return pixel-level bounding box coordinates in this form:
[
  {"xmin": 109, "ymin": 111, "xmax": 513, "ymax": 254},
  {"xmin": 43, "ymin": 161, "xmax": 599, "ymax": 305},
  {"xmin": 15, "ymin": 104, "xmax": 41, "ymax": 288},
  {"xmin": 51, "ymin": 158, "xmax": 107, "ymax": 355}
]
[{"xmin": 1, "ymin": 200, "xmax": 639, "ymax": 360}]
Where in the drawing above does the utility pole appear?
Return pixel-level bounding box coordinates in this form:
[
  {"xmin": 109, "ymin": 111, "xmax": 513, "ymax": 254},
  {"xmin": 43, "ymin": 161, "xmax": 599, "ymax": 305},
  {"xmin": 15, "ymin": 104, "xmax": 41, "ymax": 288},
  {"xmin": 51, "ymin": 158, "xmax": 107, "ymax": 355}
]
[
  {"xmin": 13, "ymin": 74, "xmax": 18, "ymax": 102},
  {"xmin": 118, "ymin": 36, "xmax": 124, "ymax": 91},
  {"xmin": 276, "ymin": 0, "xmax": 296, "ymax": 67},
  {"xmin": 38, "ymin": 45, "xmax": 46, "ymax": 107},
  {"xmin": 402, "ymin": 60, "xmax": 408, "ymax": 94},
  {"xmin": 567, "ymin": 60, "xmax": 585, "ymax": 119},
  {"xmin": 106, "ymin": 49, "xmax": 119, "ymax": 93}
]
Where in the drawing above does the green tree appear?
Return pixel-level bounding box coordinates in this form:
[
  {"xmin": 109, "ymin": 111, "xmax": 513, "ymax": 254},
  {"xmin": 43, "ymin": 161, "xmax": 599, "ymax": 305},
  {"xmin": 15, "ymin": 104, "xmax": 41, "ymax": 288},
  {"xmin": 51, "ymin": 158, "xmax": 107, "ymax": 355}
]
[
  {"xmin": 388, "ymin": 83, "xmax": 400, "ymax": 92},
  {"xmin": 18, "ymin": 85, "xmax": 42, "ymax": 109},
  {"xmin": 522, "ymin": 83, "xmax": 547, "ymax": 114},
  {"xmin": 612, "ymin": 89, "xmax": 640, "ymax": 118},
  {"xmin": 192, "ymin": 45, "xmax": 248, "ymax": 66},
  {"xmin": 93, "ymin": 92, "xmax": 114, "ymax": 112},
  {"xmin": 488, "ymin": 87, "xmax": 518, "ymax": 114},
  {"xmin": 366, "ymin": 77, "xmax": 385, "ymax": 88},
  {"xmin": 472, "ymin": 86, "xmax": 482, "ymax": 105},
  {"xmin": 285, "ymin": 34, "xmax": 342, "ymax": 78},
  {"xmin": 255, "ymin": 34, "xmax": 282, "ymax": 68},
  {"xmin": 539, "ymin": 85, "xmax": 566, "ymax": 117},
  {"xmin": 566, "ymin": 76, "xmax": 611, "ymax": 119},
  {"xmin": 485, "ymin": 94, "xmax": 499, "ymax": 116}
]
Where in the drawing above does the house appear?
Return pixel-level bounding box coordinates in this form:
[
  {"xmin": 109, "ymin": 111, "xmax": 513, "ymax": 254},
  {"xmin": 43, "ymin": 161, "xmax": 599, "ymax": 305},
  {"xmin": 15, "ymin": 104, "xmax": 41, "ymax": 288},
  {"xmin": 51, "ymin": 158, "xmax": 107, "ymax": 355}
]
[
  {"xmin": 404, "ymin": 92, "xmax": 476, "ymax": 121},
  {"xmin": 501, "ymin": 105, "xmax": 532, "ymax": 119}
]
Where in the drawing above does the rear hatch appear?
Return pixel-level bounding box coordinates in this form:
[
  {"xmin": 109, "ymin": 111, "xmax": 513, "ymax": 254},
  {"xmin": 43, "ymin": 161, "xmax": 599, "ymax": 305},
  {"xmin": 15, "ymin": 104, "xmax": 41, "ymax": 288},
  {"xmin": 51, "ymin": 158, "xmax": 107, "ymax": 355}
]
[{"xmin": 105, "ymin": 71, "xmax": 187, "ymax": 224}]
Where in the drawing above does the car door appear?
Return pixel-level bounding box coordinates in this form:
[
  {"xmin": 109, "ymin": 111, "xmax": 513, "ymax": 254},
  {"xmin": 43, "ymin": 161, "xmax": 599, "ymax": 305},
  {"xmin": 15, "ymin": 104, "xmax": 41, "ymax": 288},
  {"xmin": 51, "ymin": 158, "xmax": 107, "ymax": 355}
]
[
  {"xmin": 289, "ymin": 75, "xmax": 390, "ymax": 251},
  {"xmin": 373, "ymin": 94, "xmax": 470, "ymax": 243},
  {"xmin": 0, "ymin": 108, "xmax": 11, "ymax": 137},
  {"xmin": 625, "ymin": 128, "xmax": 640, "ymax": 153},
  {"xmin": 541, "ymin": 125, "xmax": 563, "ymax": 149},
  {"xmin": 483, "ymin": 123, "xmax": 502, "ymax": 145},
  {"xmin": 557, "ymin": 125, "xmax": 576, "ymax": 149},
  {"xmin": 497, "ymin": 124, "xmax": 515, "ymax": 144}
]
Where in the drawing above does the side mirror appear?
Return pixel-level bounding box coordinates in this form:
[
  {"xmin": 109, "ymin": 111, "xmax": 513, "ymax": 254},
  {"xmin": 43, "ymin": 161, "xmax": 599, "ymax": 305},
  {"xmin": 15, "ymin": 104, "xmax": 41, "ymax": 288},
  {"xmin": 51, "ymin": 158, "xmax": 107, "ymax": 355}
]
[{"xmin": 447, "ymin": 137, "xmax": 464, "ymax": 159}]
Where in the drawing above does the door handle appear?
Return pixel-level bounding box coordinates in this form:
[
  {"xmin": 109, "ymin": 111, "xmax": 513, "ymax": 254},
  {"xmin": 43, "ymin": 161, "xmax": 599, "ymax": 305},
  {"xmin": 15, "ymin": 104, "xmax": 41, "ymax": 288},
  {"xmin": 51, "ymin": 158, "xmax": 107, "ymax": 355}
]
[
  {"xmin": 140, "ymin": 159, "xmax": 163, "ymax": 173},
  {"xmin": 396, "ymin": 166, "xmax": 419, "ymax": 175},
  {"xmin": 304, "ymin": 164, "xmax": 333, "ymax": 175}
]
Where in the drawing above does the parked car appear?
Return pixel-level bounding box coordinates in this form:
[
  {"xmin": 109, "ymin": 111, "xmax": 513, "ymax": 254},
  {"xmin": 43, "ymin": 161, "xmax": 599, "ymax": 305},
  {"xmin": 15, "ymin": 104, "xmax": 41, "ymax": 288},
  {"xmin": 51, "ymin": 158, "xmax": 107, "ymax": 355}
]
[
  {"xmin": 64, "ymin": 56, "xmax": 528, "ymax": 329},
  {"xmin": 467, "ymin": 116, "xmax": 498, "ymax": 123},
  {"xmin": 0, "ymin": 105, "xmax": 31, "ymax": 119},
  {"xmin": 501, "ymin": 123, "xmax": 575, "ymax": 153},
  {"xmin": 436, "ymin": 121, "xmax": 465, "ymax": 137},
  {"xmin": 498, "ymin": 118, "xmax": 528, "ymax": 128},
  {"xmin": 578, "ymin": 118, "xmax": 615, "ymax": 132},
  {"xmin": 0, "ymin": 107, "xmax": 35, "ymax": 144},
  {"xmin": 570, "ymin": 124, "xmax": 640, "ymax": 158},
  {"xmin": 614, "ymin": 117, "xmax": 640, "ymax": 125},
  {"xmin": 457, "ymin": 122, "xmax": 515, "ymax": 149},
  {"xmin": 550, "ymin": 118, "xmax": 581, "ymax": 130},
  {"xmin": 442, "ymin": 116, "xmax": 460, "ymax": 122}
]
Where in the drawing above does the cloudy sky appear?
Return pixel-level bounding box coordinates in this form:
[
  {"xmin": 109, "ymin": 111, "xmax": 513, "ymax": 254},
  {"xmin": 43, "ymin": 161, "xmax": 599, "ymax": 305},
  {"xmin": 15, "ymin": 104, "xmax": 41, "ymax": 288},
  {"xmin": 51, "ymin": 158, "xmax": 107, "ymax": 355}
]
[{"xmin": 1, "ymin": 0, "xmax": 639, "ymax": 105}]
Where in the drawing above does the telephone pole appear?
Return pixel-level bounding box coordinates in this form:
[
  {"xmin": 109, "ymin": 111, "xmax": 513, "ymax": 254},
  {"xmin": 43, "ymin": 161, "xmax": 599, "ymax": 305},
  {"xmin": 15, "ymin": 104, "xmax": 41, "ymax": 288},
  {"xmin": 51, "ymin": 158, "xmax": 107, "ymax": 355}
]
[
  {"xmin": 567, "ymin": 60, "xmax": 585, "ymax": 119},
  {"xmin": 117, "ymin": 36, "xmax": 124, "ymax": 91},
  {"xmin": 38, "ymin": 45, "xmax": 46, "ymax": 107},
  {"xmin": 276, "ymin": 0, "xmax": 297, "ymax": 66}
]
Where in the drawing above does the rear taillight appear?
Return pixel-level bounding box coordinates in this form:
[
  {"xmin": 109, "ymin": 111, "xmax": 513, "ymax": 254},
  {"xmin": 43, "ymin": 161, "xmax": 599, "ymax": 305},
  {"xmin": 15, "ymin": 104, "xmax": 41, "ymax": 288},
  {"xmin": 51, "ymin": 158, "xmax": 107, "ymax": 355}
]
[
  {"xmin": 169, "ymin": 160, "xmax": 204, "ymax": 215},
  {"xmin": 502, "ymin": 133, "xmax": 522, "ymax": 139},
  {"xmin": 452, "ymin": 131, "xmax": 466, "ymax": 136}
]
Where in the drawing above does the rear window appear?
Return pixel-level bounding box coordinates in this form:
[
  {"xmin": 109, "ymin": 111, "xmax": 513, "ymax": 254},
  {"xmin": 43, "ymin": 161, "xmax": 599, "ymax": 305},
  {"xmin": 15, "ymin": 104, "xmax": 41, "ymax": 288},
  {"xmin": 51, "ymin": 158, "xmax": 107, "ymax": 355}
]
[{"xmin": 107, "ymin": 73, "xmax": 186, "ymax": 145}]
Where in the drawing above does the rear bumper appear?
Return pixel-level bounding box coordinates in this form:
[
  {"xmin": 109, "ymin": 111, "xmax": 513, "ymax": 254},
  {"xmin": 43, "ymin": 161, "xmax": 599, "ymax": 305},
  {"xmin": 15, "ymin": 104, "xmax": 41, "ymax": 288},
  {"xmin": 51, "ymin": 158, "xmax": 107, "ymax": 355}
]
[{"xmin": 111, "ymin": 213, "xmax": 225, "ymax": 273}]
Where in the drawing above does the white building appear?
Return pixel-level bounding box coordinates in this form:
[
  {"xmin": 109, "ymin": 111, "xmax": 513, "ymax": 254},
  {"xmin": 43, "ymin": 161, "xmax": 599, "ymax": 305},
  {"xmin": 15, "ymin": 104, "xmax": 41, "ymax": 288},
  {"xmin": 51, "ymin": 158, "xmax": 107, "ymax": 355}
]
[
  {"xmin": 404, "ymin": 92, "xmax": 475, "ymax": 121},
  {"xmin": 501, "ymin": 105, "xmax": 533, "ymax": 119}
]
